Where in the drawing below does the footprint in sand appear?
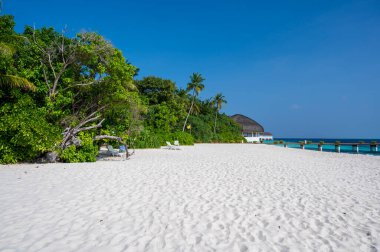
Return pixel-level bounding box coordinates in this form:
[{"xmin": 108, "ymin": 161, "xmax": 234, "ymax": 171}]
[
  {"xmin": 195, "ymin": 236, "xmax": 202, "ymax": 244},
  {"xmin": 248, "ymin": 234, "xmax": 255, "ymax": 242},
  {"xmin": 240, "ymin": 244, "xmax": 249, "ymax": 252},
  {"xmin": 257, "ymin": 231, "xmax": 266, "ymax": 241}
]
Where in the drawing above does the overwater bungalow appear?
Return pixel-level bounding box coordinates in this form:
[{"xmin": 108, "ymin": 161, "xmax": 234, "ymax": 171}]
[{"xmin": 230, "ymin": 114, "xmax": 273, "ymax": 143}]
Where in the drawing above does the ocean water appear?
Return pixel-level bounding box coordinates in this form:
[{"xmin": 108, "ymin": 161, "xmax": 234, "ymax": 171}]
[{"xmin": 265, "ymin": 138, "xmax": 380, "ymax": 156}]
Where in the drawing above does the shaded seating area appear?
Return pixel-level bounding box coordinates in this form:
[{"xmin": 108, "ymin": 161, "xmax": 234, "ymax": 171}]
[
  {"xmin": 107, "ymin": 145, "xmax": 126, "ymax": 159},
  {"xmin": 94, "ymin": 135, "xmax": 134, "ymax": 161}
]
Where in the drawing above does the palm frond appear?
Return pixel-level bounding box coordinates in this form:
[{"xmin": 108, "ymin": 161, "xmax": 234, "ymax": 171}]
[
  {"xmin": 0, "ymin": 74, "xmax": 37, "ymax": 91},
  {"xmin": 213, "ymin": 93, "xmax": 227, "ymax": 110},
  {"xmin": 0, "ymin": 34, "xmax": 29, "ymax": 43},
  {"xmin": 0, "ymin": 42, "xmax": 14, "ymax": 57}
]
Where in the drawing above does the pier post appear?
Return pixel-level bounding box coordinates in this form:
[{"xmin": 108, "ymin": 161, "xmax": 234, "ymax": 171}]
[
  {"xmin": 283, "ymin": 143, "xmax": 287, "ymax": 148},
  {"xmin": 335, "ymin": 145, "xmax": 340, "ymax": 153},
  {"xmin": 318, "ymin": 144, "xmax": 323, "ymax": 152},
  {"xmin": 370, "ymin": 144, "xmax": 378, "ymax": 152},
  {"xmin": 352, "ymin": 145, "xmax": 359, "ymax": 153}
]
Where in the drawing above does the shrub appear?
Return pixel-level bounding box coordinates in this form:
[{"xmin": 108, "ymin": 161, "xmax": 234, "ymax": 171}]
[
  {"xmin": 132, "ymin": 129, "xmax": 163, "ymax": 148},
  {"xmin": 170, "ymin": 131, "xmax": 194, "ymax": 145},
  {"xmin": 132, "ymin": 130, "xmax": 194, "ymax": 148},
  {"xmin": 0, "ymin": 94, "xmax": 60, "ymax": 164},
  {"xmin": 59, "ymin": 132, "xmax": 98, "ymax": 162},
  {"xmin": 319, "ymin": 141, "xmax": 324, "ymax": 145}
]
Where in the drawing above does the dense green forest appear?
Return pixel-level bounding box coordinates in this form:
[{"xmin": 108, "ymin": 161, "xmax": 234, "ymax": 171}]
[{"xmin": 0, "ymin": 15, "xmax": 244, "ymax": 164}]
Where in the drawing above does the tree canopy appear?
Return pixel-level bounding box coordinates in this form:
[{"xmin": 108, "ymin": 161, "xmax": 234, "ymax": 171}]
[{"xmin": 0, "ymin": 15, "xmax": 244, "ymax": 164}]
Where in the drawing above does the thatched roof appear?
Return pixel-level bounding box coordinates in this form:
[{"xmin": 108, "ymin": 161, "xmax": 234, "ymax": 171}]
[{"xmin": 230, "ymin": 114, "xmax": 265, "ymax": 133}]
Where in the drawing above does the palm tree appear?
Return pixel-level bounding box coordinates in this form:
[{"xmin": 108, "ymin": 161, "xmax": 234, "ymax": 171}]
[
  {"xmin": 182, "ymin": 73, "xmax": 205, "ymax": 132},
  {"xmin": 0, "ymin": 75, "xmax": 36, "ymax": 91},
  {"xmin": 0, "ymin": 34, "xmax": 36, "ymax": 91},
  {"xmin": 212, "ymin": 93, "xmax": 227, "ymax": 134}
]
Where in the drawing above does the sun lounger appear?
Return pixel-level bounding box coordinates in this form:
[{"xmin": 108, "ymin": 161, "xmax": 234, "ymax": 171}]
[
  {"xmin": 166, "ymin": 141, "xmax": 180, "ymax": 150},
  {"xmin": 119, "ymin": 145, "xmax": 132, "ymax": 158},
  {"xmin": 107, "ymin": 145, "xmax": 126, "ymax": 159}
]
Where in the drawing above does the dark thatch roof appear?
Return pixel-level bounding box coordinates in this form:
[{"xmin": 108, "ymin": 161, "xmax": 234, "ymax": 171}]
[{"xmin": 230, "ymin": 114, "xmax": 265, "ymax": 133}]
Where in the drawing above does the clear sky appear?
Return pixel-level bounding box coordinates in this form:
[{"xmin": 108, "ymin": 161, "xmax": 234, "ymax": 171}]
[{"xmin": 3, "ymin": 0, "xmax": 380, "ymax": 138}]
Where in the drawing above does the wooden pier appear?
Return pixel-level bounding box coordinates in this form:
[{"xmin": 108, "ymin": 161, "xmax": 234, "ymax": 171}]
[{"xmin": 276, "ymin": 141, "xmax": 379, "ymax": 153}]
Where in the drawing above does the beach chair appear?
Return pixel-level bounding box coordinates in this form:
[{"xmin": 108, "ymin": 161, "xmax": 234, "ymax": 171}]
[
  {"xmin": 165, "ymin": 141, "xmax": 174, "ymax": 150},
  {"xmin": 164, "ymin": 141, "xmax": 178, "ymax": 150},
  {"xmin": 107, "ymin": 145, "xmax": 125, "ymax": 159},
  {"xmin": 119, "ymin": 145, "xmax": 132, "ymax": 158},
  {"xmin": 166, "ymin": 141, "xmax": 180, "ymax": 150},
  {"xmin": 174, "ymin": 140, "xmax": 181, "ymax": 149}
]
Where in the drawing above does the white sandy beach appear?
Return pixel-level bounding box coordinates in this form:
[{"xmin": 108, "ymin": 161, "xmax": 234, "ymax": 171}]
[{"xmin": 0, "ymin": 144, "xmax": 380, "ymax": 252}]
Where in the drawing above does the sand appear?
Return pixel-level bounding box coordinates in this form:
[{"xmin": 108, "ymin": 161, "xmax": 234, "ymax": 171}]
[{"xmin": 0, "ymin": 144, "xmax": 379, "ymax": 252}]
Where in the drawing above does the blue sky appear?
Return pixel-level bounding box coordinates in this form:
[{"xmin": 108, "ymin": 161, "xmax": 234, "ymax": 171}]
[{"xmin": 3, "ymin": 0, "xmax": 380, "ymax": 138}]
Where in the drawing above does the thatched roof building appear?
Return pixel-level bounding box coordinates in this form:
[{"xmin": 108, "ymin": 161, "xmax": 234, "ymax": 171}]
[{"xmin": 230, "ymin": 114, "xmax": 265, "ymax": 133}]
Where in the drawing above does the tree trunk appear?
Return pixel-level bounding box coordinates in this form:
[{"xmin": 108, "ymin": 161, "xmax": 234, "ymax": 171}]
[
  {"xmin": 214, "ymin": 109, "xmax": 218, "ymax": 134},
  {"xmin": 93, "ymin": 135, "xmax": 123, "ymax": 142},
  {"xmin": 182, "ymin": 90, "xmax": 196, "ymax": 132},
  {"xmin": 60, "ymin": 109, "xmax": 105, "ymax": 149}
]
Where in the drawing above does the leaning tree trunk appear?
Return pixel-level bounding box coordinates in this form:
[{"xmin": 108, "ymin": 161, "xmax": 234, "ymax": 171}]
[
  {"xmin": 60, "ymin": 108, "xmax": 105, "ymax": 149},
  {"xmin": 182, "ymin": 91, "xmax": 196, "ymax": 132}
]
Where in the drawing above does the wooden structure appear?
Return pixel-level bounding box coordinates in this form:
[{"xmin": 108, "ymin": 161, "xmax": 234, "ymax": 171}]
[
  {"xmin": 277, "ymin": 141, "xmax": 379, "ymax": 153},
  {"xmin": 230, "ymin": 114, "xmax": 273, "ymax": 142}
]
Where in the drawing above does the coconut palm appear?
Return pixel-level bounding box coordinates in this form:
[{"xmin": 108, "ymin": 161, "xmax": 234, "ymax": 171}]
[
  {"xmin": 0, "ymin": 75, "xmax": 36, "ymax": 91},
  {"xmin": 212, "ymin": 93, "xmax": 227, "ymax": 134},
  {"xmin": 0, "ymin": 35, "xmax": 36, "ymax": 91},
  {"xmin": 182, "ymin": 73, "xmax": 205, "ymax": 131}
]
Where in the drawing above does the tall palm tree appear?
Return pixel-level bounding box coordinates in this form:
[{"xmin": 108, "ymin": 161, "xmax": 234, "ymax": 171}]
[
  {"xmin": 213, "ymin": 93, "xmax": 227, "ymax": 134},
  {"xmin": 182, "ymin": 73, "xmax": 205, "ymax": 132}
]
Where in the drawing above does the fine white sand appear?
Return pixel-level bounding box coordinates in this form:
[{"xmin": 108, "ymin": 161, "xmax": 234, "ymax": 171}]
[{"xmin": 1, "ymin": 144, "xmax": 380, "ymax": 252}]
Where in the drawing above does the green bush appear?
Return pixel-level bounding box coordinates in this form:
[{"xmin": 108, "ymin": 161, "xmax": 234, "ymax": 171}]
[
  {"xmin": 0, "ymin": 94, "xmax": 60, "ymax": 164},
  {"xmin": 133, "ymin": 129, "xmax": 194, "ymax": 148},
  {"xmin": 319, "ymin": 141, "xmax": 325, "ymax": 145},
  {"xmin": 169, "ymin": 131, "xmax": 194, "ymax": 145},
  {"xmin": 132, "ymin": 129, "xmax": 164, "ymax": 148},
  {"xmin": 59, "ymin": 133, "xmax": 98, "ymax": 162}
]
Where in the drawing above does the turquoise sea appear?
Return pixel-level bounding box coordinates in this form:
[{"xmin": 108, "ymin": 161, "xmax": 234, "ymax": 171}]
[{"xmin": 266, "ymin": 138, "xmax": 380, "ymax": 156}]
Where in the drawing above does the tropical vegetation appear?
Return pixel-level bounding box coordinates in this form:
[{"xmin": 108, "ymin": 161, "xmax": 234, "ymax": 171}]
[{"xmin": 0, "ymin": 15, "xmax": 244, "ymax": 164}]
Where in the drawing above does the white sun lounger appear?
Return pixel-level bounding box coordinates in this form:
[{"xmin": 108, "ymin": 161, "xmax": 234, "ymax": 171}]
[{"xmin": 165, "ymin": 141, "xmax": 180, "ymax": 150}]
